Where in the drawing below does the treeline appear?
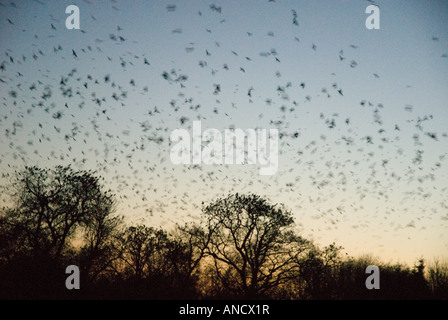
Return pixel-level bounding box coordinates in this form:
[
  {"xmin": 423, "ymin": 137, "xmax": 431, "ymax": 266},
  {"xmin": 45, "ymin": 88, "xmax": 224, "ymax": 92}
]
[{"xmin": 0, "ymin": 166, "xmax": 447, "ymax": 300}]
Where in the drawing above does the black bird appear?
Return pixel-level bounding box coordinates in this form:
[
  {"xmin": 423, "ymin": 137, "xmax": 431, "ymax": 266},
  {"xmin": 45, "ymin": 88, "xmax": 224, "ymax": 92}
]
[
  {"xmin": 292, "ymin": 9, "xmax": 298, "ymax": 25},
  {"xmin": 210, "ymin": 4, "xmax": 222, "ymax": 13},
  {"xmin": 72, "ymin": 49, "xmax": 78, "ymax": 58}
]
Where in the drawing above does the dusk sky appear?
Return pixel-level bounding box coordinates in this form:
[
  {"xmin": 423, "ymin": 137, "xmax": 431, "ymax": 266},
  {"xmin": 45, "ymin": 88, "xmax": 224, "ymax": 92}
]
[{"xmin": 1, "ymin": 0, "xmax": 447, "ymax": 266}]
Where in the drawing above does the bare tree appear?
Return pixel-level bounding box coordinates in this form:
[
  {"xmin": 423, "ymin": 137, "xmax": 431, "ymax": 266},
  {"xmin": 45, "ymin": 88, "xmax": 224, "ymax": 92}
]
[
  {"xmin": 2, "ymin": 166, "xmax": 118, "ymax": 259},
  {"xmin": 78, "ymin": 194, "xmax": 122, "ymax": 283},
  {"xmin": 118, "ymin": 225, "xmax": 169, "ymax": 280},
  {"xmin": 201, "ymin": 193, "xmax": 312, "ymax": 298},
  {"xmin": 0, "ymin": 165, "xmax": 121, "ymax": 298},
  {"xmin": 295, "ymin": 243, "xmax": 344, "ymax": 299},
  {"xmin": 172, "ymin": 223, "xmax": 210, "ymax": 279}
]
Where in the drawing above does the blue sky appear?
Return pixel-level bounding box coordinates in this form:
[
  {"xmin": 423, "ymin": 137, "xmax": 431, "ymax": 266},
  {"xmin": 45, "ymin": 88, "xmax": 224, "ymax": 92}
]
[{"xmin": 1, "ymin": 0, "xmax": 447, "ymax": 265}]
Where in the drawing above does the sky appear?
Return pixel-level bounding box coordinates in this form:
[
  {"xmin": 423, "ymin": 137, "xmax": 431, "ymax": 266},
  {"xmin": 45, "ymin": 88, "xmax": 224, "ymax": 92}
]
[{"xmin": 1, "ymin": 0, "xmax": 447, "ymax": 266}]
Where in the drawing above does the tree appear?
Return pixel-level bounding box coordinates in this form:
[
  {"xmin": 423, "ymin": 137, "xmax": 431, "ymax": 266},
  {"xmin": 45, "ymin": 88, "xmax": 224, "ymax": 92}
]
[
  {"xmin": 77, "ymin": 196, "xmax": 122, "ymax": 284},
  {"xmin": 201, "ymin": 193, "xmax": 312, "ymax": 298},
  {"xmin": 2, "ymin": 166, "xmax": 117, "ymax": 257},
  {"xmin": 295, "ymin": 243, "xmax": 344, "ymax": 299},
  {"xmin": 427, "ymin": 258, "xmax": 448, "ymax": 299},
  {"xmin": 172, "ymin": 223, "xmax": 211, "ymax": 276},
  {"xmin": 0, "ymin": 165, "xmax": 120, "ymax": 298},
  {"xmin": 115, "ymin": 224, "xmax": 202, "ymax": 299},
  {"xmin": 118, "ymin": 225, "xmax": 165, "ymax": 281}
]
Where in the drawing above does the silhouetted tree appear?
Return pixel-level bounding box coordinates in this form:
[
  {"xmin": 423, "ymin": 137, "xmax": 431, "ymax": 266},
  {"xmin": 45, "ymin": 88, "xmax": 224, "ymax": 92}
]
[
  {"xmin": 2, "ymin": 178, "xmax": 445, "ymax": 299},
  {"xmin": 427, "ymin": 258, "xmax": 448, "ymax": 300},
  {"xmin": 172, "ymin": 223, "xmax": 210, "ymax": 280},
  {"xmin": 162, "ymin": 224, "xmax": 211, "ymax": 297},
  {"xmin": 200, "ymin": 193, "xmax": 312, "ymax": 298},
  {"xmin": 77, "ymin": 199, "xmax": 122, "ymax": 286},
  {"xmin": 296, "ymin": 243, "xmax": 344, "ymax": 299},
  {"xmin": 112, "ymin": 224, "xmax": 203, "ymax": 298},
  {"xmin": 0, "ymin": 165, "xmax": 120, "ymax": 299},
  {"xmin": 118, "ymin": 225, "xmax": 166, "ymax": 281}
]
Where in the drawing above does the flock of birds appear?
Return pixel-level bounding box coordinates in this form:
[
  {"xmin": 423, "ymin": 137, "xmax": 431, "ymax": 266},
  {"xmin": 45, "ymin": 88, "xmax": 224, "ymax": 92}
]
[{"xmin": 0, "ymin": 1, "xmax": 447, "ymax": 261}]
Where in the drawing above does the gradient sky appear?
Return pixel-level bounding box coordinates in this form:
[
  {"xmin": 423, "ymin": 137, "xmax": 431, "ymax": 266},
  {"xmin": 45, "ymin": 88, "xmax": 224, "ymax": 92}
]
[{"xmin": 1, "ymin": 0, "xmax": 447, "ymax": 266}]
